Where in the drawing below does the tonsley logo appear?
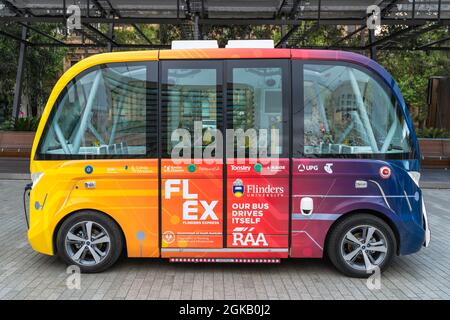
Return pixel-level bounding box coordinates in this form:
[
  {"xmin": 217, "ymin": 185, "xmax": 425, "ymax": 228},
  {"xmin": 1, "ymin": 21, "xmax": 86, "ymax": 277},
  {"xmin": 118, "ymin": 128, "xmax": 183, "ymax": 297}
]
[
  {"xmin": 232, "ymin": 227, "xmax": 268, "ymax": 247},
  {"xmin": 297, "ymin": 164, "xmax": 319, "ymax": 172},
  {"xmin": 232, "ymin": 179, "xmax": 245, "ymax": 198},
  {"xmin": 230, "ymin": 165, "xmax": 251, "ymax": 172}
]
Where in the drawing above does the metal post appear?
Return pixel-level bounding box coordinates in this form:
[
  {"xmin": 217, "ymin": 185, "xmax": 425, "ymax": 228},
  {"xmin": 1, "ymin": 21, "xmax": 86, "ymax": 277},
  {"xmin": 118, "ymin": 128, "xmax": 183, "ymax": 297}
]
[
  {"xmin": 12, "ymin": 24, "xmax": 28, "ymax": 120},
  {"xmin": 281, "ymin": 15, "xmax": 286, "ymax": 48},
  {"xmin": 194, "ymin": 14, "xmax": 200, "ymax": 40},
  {"xmin": 107, "ymin": 19, "xmax": 114, "ymax": 51},
  {"xmin": 369, "ymin": 29, "xmax": 377, "ymax": 61}
]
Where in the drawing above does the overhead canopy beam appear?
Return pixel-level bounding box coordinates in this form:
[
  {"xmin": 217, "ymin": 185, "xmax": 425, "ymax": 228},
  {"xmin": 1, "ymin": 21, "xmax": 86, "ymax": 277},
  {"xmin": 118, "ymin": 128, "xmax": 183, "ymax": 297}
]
[
  {"xmin": 94, "ymin": 0, "xmax": 153, "ymax": 45},
  {"xmin": 0, "ymin": 0, "xmax": 449, "ymax": 52},
  {"xmin": 275, "ymin": 24, "xmax": 299, "ymax": 47},
  {"xmin": 91, "ymin": 0, "xmax": 109, "ymax": 17},
  {"xmin": 289, "ymin": 0, "xmax": 301, "ymax": 18},
  {"xmin": 275, "ymin": 0, "xmax": 287, "ymax": 18},
  {"xmin": 132, "ymin": 24, "xmax": 153, "ymax": 44},
  {"xmin": 0, "ymin": 29, "xmax": 31, "ymax": 44},
  {"xmin": 13, "ymin": 41, "xmax": 450, "ymax": 51},
  {"xmin": 418, "ymin": 34, "xmax": 450, "ymax": 49},
  {"xmin": 0, "ymin": 0, "xmax": 62, "ymax": 45},
  {"xmin": 19, "ymin": 22, "xmax": 65, "ymax": 45},
  {"xmin": 331, "ymin": 0, "xmax": 400, "ymax": 47},
  {"xmin": 30, "ymin": 42, "xmax": 170, "ymax": 49},
  {"xmin": 1, "ymin": 15, "xmax": 449, "ymax": 26},
  {"xmin": 0, "ymin": 0, "xmax": 35, "ymax": 17},
  {"xmin": 290, "ymin": 23, "xmax": 321, "ymax": 48},
  {"xmin": 381, "ymin": 23, "xmax": 443, "ymax": 49},
  {"xmin": 83, "ymin": 23, "xmax": 118, "ymax": 46},
  {"xmin": 76, "ymin": 28, "xmax": 107, "ymax": 46},
  {"xmin": 364, "ymin": 25, "xmax": 419, "ymax": 49}
]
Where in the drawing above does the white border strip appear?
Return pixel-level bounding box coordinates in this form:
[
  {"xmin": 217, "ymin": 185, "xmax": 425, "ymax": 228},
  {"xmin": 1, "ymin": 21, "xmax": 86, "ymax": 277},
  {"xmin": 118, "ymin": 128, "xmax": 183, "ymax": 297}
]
[
  {"xmin": 161, "ymin": 248, "xmax": 288, "ymax": 253},
  {"xmin": 292, "ymin": 213, "xmax": 340, "ymax": 221}
]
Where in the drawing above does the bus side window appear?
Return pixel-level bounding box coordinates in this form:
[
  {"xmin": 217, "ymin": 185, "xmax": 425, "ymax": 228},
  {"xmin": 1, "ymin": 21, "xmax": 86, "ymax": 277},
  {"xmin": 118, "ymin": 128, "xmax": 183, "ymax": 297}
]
[
  {"xmin": 160, "ymin": 60, "xmax": 223, "ymax": 160},
  {"xmin": 37, "ymin": 62, "xmax": 156, "ymax": 158},
  {"xmin": 302, "ymin": 63, "xmax": 412, "ymax": 157},
  {"xmin": 226, "ymin": 59, "xmax": 289, "ymax": 159}
]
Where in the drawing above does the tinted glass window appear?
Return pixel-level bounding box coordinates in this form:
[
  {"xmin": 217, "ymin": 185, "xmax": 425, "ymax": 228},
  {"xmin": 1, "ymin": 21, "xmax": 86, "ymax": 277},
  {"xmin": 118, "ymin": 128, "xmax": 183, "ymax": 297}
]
[
  {"xmin": 227, "ymin": 60, "xmax": 289, "ymax": 158},
  {"xmin": 160, "ymin": 61, "xmax": 222, "ymax": 159},
  {"xmin": 302, "ymin": 63, "xmax": 411, "ymax": 156},
  {"xmin": 38, "ymin": 62, "xmax": 156, "ymax": 158}
]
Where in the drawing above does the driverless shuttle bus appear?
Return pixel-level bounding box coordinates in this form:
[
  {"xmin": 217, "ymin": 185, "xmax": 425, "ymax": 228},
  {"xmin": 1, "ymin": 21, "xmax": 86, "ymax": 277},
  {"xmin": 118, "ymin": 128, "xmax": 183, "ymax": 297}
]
[{"xmin": 27, "ymin": 41, "xmax": 430, "ymax": 277}]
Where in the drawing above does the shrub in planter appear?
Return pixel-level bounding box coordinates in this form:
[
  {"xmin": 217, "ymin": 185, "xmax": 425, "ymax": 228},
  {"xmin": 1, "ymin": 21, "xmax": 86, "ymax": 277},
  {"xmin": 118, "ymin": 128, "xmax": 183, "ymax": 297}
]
[
  {"xmin": 417, "ymin": 127, "xmax": 449, "ymax": 139},
  {"xmin": 0, "ymin": 116, "xmax": 40, "ymax": 131}
]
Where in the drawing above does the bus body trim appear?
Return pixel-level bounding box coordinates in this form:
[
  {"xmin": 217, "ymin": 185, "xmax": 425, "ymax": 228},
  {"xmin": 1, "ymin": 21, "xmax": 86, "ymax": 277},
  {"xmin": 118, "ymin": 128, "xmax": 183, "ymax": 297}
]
[
  {"xmin": 161, "ymin": 248, "xmax": 288, "ymax": 253},
  {"xmin": 292, "ymin": 213, "xmax": 340, "ymax": 221}
]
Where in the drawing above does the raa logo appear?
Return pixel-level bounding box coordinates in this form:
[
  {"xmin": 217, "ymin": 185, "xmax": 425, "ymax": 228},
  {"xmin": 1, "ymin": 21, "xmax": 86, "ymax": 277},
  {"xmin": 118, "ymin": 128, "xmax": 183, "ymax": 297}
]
[{"xmin": 232, "ymin": 179, "xmax": 244, "ymax": 198}]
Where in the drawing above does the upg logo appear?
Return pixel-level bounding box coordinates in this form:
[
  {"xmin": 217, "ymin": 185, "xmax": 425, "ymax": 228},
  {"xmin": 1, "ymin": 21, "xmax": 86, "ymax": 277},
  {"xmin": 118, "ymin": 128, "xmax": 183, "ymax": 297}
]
[
  {"xmin": 232, "ymin": 179, "xmax": 244, "ymax": 198},
  {"xmin": 297, "ymin": 164, "xmax": 318, "ymax": 172}
]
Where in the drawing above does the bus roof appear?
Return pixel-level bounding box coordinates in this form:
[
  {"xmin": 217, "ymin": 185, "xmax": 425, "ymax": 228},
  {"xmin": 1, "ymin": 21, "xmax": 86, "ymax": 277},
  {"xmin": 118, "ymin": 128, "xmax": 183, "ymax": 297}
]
[{"xmin": 71, "ymin": 48, "xmax": 391, "ymax": 84}]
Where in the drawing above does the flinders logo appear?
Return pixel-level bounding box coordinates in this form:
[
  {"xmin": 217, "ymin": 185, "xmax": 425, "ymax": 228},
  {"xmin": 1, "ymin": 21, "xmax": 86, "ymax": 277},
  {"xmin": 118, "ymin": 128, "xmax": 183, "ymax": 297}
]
[{"xmin": 232, "ymin": 179, "xmax": 245, "ymax": 198}]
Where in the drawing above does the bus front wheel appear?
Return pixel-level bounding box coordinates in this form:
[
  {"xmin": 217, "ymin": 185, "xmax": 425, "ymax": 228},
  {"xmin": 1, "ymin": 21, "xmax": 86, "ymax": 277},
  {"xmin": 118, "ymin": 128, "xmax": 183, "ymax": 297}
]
[
  {"xmin": 327, "ymin": 214, "xmax": 397, "ymax": 278},
  {"xmin": 56, "ymin": 211, "xmax": 123, "ymax": 273}
]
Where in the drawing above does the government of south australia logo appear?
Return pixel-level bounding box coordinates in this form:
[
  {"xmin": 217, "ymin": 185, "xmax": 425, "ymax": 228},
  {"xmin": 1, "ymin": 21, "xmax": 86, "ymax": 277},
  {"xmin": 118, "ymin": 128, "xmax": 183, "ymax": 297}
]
[{"xmin": 232, "ymin": 179, "xmax": 244, "ymax": 198}]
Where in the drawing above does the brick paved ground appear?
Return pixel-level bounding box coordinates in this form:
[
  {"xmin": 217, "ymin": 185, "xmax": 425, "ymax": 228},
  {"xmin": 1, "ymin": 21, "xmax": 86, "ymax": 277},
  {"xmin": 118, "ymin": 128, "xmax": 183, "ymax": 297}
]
[{"xmin": 0, "ymin": 180, "xmax": 449, "ymax": 300}]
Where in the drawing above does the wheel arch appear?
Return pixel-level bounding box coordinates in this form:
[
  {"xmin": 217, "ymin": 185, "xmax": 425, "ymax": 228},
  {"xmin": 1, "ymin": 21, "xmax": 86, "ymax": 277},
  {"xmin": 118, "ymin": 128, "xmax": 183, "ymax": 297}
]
[
  {"xmin": 323, "ymin": 209, "xmax": 401, "ymax": 256},
  {"xmin": 52, "ymin": 208, "xmax": 127, "ymax": 256}
]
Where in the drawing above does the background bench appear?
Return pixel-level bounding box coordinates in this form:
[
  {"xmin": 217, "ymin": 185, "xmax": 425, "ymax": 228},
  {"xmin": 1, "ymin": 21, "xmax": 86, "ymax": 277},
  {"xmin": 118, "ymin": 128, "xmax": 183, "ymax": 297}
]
[
  {"xmin": 0, "ymin": 131, "xmax": 35, "ymax": 158},
  {"xmin": 419, "ymin": 138, "xmax": 450, "ymax": 168}
]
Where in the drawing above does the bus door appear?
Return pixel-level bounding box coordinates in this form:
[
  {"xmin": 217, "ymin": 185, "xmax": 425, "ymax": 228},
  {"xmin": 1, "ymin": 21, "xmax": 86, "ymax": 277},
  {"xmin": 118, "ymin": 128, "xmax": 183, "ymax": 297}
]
[
  {"xmin": 225, "ymin": 59, "xmax": 291, "ymax": 257},
  {"xmin": 160, "ymin": 60, "xmax": 224, "ymax": 253}
]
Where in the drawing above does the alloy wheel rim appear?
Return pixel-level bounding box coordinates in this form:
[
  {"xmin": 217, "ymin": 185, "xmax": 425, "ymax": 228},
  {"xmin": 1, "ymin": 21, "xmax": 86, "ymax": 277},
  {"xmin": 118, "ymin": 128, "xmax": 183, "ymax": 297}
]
[
  {"xmin": 340, "ymin": 225, "xmax": 388, "ymax": 272},
  {"xmin": 65, "ymin": 221, "xmax": 111, "ymax": 266}
]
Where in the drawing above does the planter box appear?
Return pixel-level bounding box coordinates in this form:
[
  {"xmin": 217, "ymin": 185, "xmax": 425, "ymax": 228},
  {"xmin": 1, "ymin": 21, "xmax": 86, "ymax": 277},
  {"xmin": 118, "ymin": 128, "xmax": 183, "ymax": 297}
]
[
  {"xmin": 419, "ymin": 138, "xmax": 450, "ymax": 168},
  {"xmin": 0, "ymin": 131, "xmax": 35, "ymax": 158}
]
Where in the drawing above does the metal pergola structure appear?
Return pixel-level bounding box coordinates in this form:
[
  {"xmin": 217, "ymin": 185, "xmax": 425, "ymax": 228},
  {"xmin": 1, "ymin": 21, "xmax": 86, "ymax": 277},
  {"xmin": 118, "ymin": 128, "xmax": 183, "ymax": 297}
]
[{"xmin": 1, "ymin": 0, "xmax": 450, "ymax": 119}]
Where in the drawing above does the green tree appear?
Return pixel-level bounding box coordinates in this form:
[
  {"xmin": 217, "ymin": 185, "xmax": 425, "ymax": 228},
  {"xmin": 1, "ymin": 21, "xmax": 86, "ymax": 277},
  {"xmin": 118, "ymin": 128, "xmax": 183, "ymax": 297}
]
[{"xmin": 0, "ymin": 23, "xmax": 67, "ymax": 125}]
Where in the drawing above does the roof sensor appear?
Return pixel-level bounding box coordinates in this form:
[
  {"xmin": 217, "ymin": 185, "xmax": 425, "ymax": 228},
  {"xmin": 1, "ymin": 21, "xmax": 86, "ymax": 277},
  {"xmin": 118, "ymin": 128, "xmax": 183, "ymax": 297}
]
[
  {"xmin": 171, "ymin": 40, "xmax": 219, "ymax": 49},
  {"xmin": 226, "ymin": 40, "xmax": 274, "ymax": 48}
]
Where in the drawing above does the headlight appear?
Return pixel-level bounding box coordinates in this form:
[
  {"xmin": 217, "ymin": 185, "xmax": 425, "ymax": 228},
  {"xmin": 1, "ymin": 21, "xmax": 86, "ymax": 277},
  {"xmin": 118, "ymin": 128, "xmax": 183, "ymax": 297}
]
[
  {"xmin": 30, "ymin": 172, "xmax": 44, "ymax": 189},
  {"xmin": 407, "ymin": 171, "xmax": 421, "ymax": 187}
]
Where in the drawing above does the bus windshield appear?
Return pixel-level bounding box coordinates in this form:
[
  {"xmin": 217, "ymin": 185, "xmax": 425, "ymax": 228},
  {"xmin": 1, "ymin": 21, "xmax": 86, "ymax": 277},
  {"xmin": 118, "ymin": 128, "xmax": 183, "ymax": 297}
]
[{"xmin": 38, "ymin": 63, "xmax": 149, "ymax": 157}]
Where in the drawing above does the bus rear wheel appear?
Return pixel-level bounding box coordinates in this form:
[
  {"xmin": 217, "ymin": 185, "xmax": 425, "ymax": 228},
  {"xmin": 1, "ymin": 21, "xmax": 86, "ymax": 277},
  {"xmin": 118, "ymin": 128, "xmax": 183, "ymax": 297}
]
[
  {"xmin": 56, "ymin": 211, "xmax": 123, "ymax": 273},
  {"xmin": 327, "ymin": 214, "xmax": 396, "ymax": 278}
]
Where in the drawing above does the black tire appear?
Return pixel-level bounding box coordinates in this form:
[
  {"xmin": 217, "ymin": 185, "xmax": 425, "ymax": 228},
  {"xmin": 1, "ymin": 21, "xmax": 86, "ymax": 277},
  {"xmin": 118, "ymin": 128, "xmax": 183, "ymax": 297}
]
[
  {"xmin": 326, "ymin": 214, "xmax": 397, "ymax": 278},
  {"xmin": 56, "ymin": 211, "xmax": 123, "ymax": 273}
]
